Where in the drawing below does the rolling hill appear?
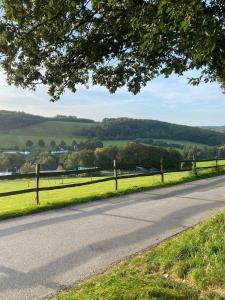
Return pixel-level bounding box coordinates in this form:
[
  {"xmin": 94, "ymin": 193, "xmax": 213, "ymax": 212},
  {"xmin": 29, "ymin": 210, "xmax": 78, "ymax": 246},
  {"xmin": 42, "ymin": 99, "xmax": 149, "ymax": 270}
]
[{"xmin": 0, "ymin": 110, "xmax": 224, "ymax": 150}]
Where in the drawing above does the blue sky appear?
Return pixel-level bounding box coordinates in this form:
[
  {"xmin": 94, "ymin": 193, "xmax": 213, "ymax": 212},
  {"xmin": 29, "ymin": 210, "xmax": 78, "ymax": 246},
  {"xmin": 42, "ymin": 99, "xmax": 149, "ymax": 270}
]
[{"xmin": 0, "ymin": 69, "xmax": 224, "ymax": 126}]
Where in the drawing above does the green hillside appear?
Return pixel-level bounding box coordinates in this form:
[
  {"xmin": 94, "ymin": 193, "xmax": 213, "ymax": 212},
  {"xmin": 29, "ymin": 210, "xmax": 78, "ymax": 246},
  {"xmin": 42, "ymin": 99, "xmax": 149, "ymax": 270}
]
[
  {"xmin": 85, "ymin": 118, "xmax": 225, "ymax": 146},
  {"xmin": 0, "ymin": 110, "xmax": 45, "ymax": 131},
  {"xmin": 8, "ymin": 121, "xmax": 96, "ymax": 137},
  {"xmin": 0, "ymin": 110, "xmax": 224, "ymax": 150}
]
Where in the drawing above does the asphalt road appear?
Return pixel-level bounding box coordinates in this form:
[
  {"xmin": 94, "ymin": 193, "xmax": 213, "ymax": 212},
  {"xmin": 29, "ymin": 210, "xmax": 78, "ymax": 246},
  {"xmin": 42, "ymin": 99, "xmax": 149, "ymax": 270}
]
[{"xmin": 1, "ymin": 175, "xmax": 225, "ymax": 300}]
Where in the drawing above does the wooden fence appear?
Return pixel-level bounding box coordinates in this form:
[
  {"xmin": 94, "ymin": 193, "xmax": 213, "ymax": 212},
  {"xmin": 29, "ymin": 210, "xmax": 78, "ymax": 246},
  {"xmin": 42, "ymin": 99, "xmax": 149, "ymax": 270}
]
[{"xmin": 0, "ymin": 158, "xmax": 225, "ymax": 204}]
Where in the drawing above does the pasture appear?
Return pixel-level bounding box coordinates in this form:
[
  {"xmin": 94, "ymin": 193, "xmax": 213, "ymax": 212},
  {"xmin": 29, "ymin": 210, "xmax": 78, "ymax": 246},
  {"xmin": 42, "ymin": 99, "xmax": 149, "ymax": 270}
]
[
  {"xmin": 0, "ymin": 121, "xmax": 95, "ymax": 149},
  {"xmin": 0, "ymin": 167, "xmax": 224, "ymax": 220},
  {"xmin": 0, "ymin": 119, "xmax": 131, "ymax": 149},
  {"xmin": 196, "ymin": 159, "xmax": 225, "ymax": 168},
  {"xmin": 0, "ymin": 172, "xmax": 189, "ymax": 219},
  {"xmin": 154, "ymin": 138, "xmax": 213, "ymax": 149},
  {"xmin": 0, "ymin": 119, "xmax": 215, "ymax": 150}
]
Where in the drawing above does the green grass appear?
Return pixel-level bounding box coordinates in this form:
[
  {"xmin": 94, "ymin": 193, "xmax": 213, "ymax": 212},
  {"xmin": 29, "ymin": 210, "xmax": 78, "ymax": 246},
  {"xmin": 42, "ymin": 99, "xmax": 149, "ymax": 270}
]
[
  {"xmin": 0, "ymin": 121, "xmax": 97, "ymax": 149},
  {"xmin": 0, "ymin": 120, "xmax": 214, "ymax": 150},
  {"xmin": 196, "ymin": 160, "xmax": 225, "ymax": 168},
  {"xmin": 0, "ymin": 133, "xmax": 88, "ymax": 149},
  {"xmin": 0, "ymin": 132, "xmax": 131, "ymax": 149},
  {"xmin": 8, "ymin": 121, "xmax": 96, "ymax": 137},
  {"xmin": 103, "ymin": 140, "xmax": 132, "ymax": 146},
  {"xmin": 0, "ymin": 167, "xmax": 225, "ymax": 220},
  {"xmin": 154, "ymin": 138, "xmax": 212, "ymax": 149},
  {"xmin": 52, "ymin": 211, "xmax": 225, "ymax": 300}
]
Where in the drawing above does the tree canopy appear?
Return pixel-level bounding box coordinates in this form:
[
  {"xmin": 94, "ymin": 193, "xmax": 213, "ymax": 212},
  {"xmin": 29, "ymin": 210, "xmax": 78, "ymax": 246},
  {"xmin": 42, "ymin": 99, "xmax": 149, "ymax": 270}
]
[{"xmin": 0, "ymin": 0, "xmax": 224, "ymax": 100}]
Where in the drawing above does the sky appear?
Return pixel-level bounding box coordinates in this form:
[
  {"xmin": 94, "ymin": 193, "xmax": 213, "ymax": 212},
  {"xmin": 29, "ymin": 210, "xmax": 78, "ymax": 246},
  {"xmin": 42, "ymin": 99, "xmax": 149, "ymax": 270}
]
[{"xmin": 0, "ymin": 69, "xmax": 225, "ymax": 126}]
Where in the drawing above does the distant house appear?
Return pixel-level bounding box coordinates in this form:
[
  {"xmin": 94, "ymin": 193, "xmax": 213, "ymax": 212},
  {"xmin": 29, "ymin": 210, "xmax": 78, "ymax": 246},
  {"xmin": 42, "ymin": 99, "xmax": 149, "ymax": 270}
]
[
  {"xmin": 3, "ymin": 151, "xmax": 17, "ymax": 154},
  {"xmin": 2, "ymin": 150, "xmax": 30, "ymax": 155},
  {"xmin": 0, "ymin": 171, "xmax": 12, "ymax": 176},
  {"xmin": 20, "ymin": 151, "xmax": 30, "ymax": 155},
  {"xmin": 51, "ymin": 150, "xmax": 68, "ymax": 155}
]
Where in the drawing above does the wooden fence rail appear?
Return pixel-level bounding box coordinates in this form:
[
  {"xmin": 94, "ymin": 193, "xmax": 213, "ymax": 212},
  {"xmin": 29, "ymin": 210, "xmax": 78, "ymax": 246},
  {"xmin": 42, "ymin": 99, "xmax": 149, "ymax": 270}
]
[
  {"xmin": 0, "ymin": 159, "xmax": 224, "ymax": 202},
  {"xmin": 0, "ymin": 167, "xmax": 101, "ymax": 181}
]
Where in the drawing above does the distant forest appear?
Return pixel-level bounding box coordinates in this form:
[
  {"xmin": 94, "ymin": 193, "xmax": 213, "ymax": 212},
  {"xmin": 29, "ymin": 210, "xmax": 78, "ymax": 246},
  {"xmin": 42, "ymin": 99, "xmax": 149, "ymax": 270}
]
[{"xmin": 82, "ymin": 118, "xmax": 225, "ymax": 146}]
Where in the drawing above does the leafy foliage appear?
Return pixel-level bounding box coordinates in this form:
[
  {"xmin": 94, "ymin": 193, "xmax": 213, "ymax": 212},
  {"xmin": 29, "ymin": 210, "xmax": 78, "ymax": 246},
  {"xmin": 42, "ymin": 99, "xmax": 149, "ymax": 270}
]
[
  {"xmin": 0, "ymin": 1, "xmax": 224, "ymax": 100},
  {"xmin": 0, "ymin": 152, "xmax": 25, "ymax": 172}
]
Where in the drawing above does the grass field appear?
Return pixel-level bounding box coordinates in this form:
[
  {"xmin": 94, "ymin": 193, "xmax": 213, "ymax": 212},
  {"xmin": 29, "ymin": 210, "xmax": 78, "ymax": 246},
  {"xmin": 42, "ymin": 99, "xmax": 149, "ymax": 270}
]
[
  {"xmin": 196, "ymin": 159, "xmax": 225, "ymax": 168},
  {"xmin": 0, "ymin": 120, "xmax": 214, "ymax": 150},
  {"xmin": 0, "ymin": 119, "xmax": 130, "ymax": 149},
  {"xmin": 0, "ymin": 167, "xmax": 224, "ymax": 220},
  {"xmin": 8, "ymin": 121, "xmax": 96, "ymax": 136},
  {"xmin": 154, "ymin": 138, "xmax": 212, "ymax": 149},
  {"xmin": 53, "ymin": 211, "xmax": 225, "ymax": 300},
  {"xmin": 103, "ymin": 140, "xmax": 131, "ymax": 146},
  {"xmin": 0, "ymin": 121, "xmax": 96, "ymax": 149}
]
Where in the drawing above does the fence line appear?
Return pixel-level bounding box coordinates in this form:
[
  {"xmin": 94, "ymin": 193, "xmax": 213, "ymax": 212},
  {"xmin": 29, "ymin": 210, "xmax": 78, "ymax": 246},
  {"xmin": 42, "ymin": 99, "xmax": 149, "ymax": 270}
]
[
  {"xmin": 0, "ymin": 167, "xmax": 101, "ymax": 181},
  {"xmin": 0, "ymin": 159, "xmax": 224, "ymax": 201}
]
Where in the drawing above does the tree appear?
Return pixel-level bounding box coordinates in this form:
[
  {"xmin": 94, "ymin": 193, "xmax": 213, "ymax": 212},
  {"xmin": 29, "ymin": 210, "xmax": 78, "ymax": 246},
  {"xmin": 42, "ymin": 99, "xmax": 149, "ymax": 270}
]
[
  {"xmin": 25, "ymin": 140, "xmax": 33, "ymax": 148},
  {"xmin": 118, "ymin": 142, "xmax": 151, "ymax": 170},
  {"xmin": 59, "ymin": 140, "xmax": 66, "ymax": 149},
  {"xmin": 38, "ymin": 139, "xmax": 45, "ymax": 148},
  {"xmin": 50, "ymin": 140, "xmax": 56, "ymax": 149},
  {"xmin": 20, "ymin": 162, "xmax": 35, "ymax": 174},
  {"xmin": 36, "ymin": 152, "xmax": 58, "ymax": 170},
  {"xmin": 0, "ymin": 1, "xmax": 224, "ymax": 101},
  {"xmin": 78, "ymin": 150, "xmax": 95, "ymax": 167},
  {"xmin": 0, "ymin": 153, "xmax": 25, "ymax": 172},
  {"xmin": 95, "ymin": 146, "xmax": 118, "ymax": 169},
  {"xmin": 60, "ymin": 152, "xmax": 79, "ymax": 170},
  {"xmin": 183, "ymin": 144, "xmax": 198, "ymax": 160}
]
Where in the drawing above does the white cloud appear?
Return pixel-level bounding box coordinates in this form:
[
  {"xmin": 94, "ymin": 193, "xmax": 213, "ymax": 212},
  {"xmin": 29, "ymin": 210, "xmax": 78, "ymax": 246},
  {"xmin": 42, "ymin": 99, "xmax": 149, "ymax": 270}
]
[{"xmin": 0, "ymin": 69, "xmax": 225, "ymax": 125}]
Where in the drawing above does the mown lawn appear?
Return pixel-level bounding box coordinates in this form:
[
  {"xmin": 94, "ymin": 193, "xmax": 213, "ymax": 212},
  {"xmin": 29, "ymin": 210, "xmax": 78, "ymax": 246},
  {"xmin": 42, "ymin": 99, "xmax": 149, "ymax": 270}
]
[
  {"xmin": 52, "ymin": 211, "xmax": 225, "ymax": 300},
  {"xmin": 0, "ymin": 168, "xmax": 225, "ymax": 220}
]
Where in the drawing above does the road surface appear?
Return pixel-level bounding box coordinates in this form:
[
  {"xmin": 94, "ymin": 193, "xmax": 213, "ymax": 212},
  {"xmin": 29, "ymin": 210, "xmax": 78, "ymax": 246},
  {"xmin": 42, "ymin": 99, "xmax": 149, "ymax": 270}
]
[{"xmin": 0, "ymin": 175, "xmax": 225, "ymax": 299}]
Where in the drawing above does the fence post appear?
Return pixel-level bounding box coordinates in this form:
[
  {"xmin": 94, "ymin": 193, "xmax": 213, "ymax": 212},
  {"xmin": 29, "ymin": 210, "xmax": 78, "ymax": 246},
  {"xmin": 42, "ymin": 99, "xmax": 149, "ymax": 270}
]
[
  {"xmin": 160, "ymin": 158, "xmax": 164, "ymax": 183},
  {"xmin": 36, "ymin": 163, "xmax": 40, "ymax": 205},
  {"xmin": 192, "ymin": 156, "xmax": 197, "ymax": 175},
  {"xmin": 113, "ymin": 160, "xmax": 118, "ymax": 190},
  {"xmin": 216, "ymin": 157, "xmax": 218, "ymax": 172}
]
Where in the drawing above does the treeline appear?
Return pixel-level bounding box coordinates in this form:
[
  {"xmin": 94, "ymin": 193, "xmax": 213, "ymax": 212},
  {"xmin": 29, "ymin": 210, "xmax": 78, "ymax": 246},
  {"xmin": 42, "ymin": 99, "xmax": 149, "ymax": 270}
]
[
  {"xmin": 52, "ymin": 115, "xmax": 95, "ymax": 123},
  {"xmin": 52, "ymin": 143, "xmax": 183, "ymax": 171},
  {"xmin": 0, "ymin": 143, "xmax": 182, "ymax": 173},
  {"xmin": 2, "ymin": 142, "xmax": 225, "ymax": 174},
  {"xmin": 24, "ymin": 139, "xmax": 103, "ymax": 151},
  {"xmin": 82, "ymin": 118, "xmax": 225, "ymax": 146}
]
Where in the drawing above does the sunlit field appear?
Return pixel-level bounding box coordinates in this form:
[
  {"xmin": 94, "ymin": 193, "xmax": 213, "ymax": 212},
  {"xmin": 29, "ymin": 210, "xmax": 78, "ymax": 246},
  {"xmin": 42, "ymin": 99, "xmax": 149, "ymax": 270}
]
[
  {"xmin": 0, "ymin": 167, "xmax": 224, "ymax": 220},
  {"xmin": 196, "ymin": 159, "xmax": 225, "ymax": 168}
]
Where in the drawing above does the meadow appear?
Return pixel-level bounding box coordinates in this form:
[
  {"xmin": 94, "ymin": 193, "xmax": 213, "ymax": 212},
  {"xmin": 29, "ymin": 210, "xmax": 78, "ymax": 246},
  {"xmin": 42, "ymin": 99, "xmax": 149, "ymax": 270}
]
[
  {"xmin": 153, "ymin": 138, "xmax": 213, "ymax": 149},
  {"xmin": 196, "ymin": 159, "xmax": 225, "ymax": 168},
  {"xmin": 0, "ymin": 119, "xmax": 213, "ymax": 150},
  {"xmin": 0, "ymin": 121, "xmax": 95, "ymax": 149},
  {"xmin": 0, "ymin": 167, "xmax": 224, "ymax": 220}
]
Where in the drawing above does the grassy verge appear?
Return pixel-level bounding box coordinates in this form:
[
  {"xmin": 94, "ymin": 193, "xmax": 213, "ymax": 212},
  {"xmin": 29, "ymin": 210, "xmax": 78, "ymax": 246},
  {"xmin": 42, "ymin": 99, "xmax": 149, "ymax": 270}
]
[
  {"xmin": 52, "ymin": 211, "xmax": 225, "ymax": 300},
  {"xmin": 0, "ymin": 168, "xmax": 225, "ymax": 221}
]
